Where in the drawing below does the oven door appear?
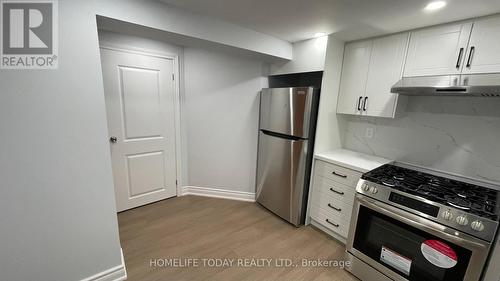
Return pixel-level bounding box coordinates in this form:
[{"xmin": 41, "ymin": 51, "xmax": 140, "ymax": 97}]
[{"xmin": 346, "ymin": 194, "xmax": 490, "ymax": 281}]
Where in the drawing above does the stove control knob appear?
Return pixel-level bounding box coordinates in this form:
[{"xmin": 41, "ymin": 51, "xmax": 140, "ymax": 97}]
[
  {"xmin": 362, "ymin": 183, "xmax": 370, "ymax": 192},
  {"xmin": 471, "ymin": 221, "xmax": 485, "ymax": 232},
  {"xmin": 441, "ymin": 210, "xmax": 453, "ymax": 221},
  {"xmin": 369, "ymin": 186, "xmax": 378, "ymax": 194},
  {"xmin": 456, "ymin": 215, "xmax": 469, "ymax": 226}
]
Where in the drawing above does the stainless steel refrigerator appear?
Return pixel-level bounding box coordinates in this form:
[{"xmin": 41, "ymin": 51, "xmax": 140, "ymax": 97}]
[{"xmin": 256, "ymin": 87, "xmax": 320, "ymax": 226}]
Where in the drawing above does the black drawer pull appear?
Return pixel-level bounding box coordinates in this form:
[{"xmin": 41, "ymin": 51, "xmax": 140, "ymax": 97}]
[
  {"xmin": 456, "ymin": 47, "xmax": 464, "ymax": 68},
  {"xmin": 327, "ymin": 203, "xmax": 342, "ymax": 212},
  {"xmin": 329, "ymin": 188, "xmax": 345, "ymax": 195},
  {"xmin": 466, "ymin": 46, "xmax": 475, "ymax": 68},
  {"xmin": 325, "ymin": 219, "xmax": 339, "ymax": 227},
  {"xmin": 331, "ymin": 171, "xmax": 347, "ymax": 178}
]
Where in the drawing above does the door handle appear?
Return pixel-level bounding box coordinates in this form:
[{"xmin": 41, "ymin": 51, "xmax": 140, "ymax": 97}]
[
  {"xmin": 363, "ymin": 97, "xmax": 368, "ymax": 111},
  {"xmin": 456, "ymin": 48, "xmax": 464, "ymax": 69},
  {"xmin": 110, "ymin": 136, "xmax": 118, "ymax": 143},
  {"xmin": 466, "ymin": 46, "xmax": 475, "ymax": 68},
  {"xmin": 357, "ymin": 96, "xmax": 363, "ymax": 111}
]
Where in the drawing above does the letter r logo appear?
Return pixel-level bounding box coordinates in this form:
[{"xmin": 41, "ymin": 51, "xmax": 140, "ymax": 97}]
[{"xmin": 2, "ymin": 2, "xmax": 53, "ymax": 54}]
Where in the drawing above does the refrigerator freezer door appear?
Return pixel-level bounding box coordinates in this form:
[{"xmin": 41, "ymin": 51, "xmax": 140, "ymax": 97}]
[
  {"xmin": 259, "ymin": 87, "xmax": 314, "ymax": 138},
  {"xmin": 256, "ymin": 131, "xmax": 308, "ymax": 226}
]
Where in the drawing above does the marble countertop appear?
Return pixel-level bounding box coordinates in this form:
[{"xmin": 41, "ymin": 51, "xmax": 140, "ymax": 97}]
[{"xmin": 314, "ymin": 149, "xmax": 393, "ymax": 173}]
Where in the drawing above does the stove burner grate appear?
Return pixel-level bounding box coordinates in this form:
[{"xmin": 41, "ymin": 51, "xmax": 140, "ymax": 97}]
[
  {"xmin": 361, "ymin": 164, "xmax": 500, "ymax": 221},
  {"xmin": 381, "ymin": 178, "xmax": 397, "ymax": 187}
]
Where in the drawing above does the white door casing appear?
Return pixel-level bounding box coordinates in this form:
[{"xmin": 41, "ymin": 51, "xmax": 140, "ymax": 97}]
[{"xmin": 100, "ymin": 48, "xmax": 177, "ymax": 212}]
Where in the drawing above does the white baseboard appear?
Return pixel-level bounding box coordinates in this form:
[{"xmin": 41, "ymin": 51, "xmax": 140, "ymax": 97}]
[
  {"xmin": 81, "ymin": 248, "xmax": 127, "ymax": 281},
  {"xmin": 180, "ymin": 186, "xmax": 256, "ymax": 202}
]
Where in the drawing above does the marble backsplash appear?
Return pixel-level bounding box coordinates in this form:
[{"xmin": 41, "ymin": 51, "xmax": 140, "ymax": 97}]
[{"xmin": 341, "ymin": 96, "xmax": 500, "ymax": 185}]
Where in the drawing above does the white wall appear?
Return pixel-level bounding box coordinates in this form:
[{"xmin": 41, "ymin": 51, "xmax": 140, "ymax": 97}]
[
  {"xmin": 184, "ymin": 47, "xmax": 268, "ymax": 193},
  {"xmin": 95, "ymin": 0, "xmax": 292, "ymax": 60},
  {"xmin": 314, "ymin": 35, "xmax": 346, "ymax": 153},
  {"xmin": 0, "ymin": 1, "xmax": 122, "ymax": 281},
  {"xmin": 270, "ymin": 36, "xmax": 328, "ymax": 75}
]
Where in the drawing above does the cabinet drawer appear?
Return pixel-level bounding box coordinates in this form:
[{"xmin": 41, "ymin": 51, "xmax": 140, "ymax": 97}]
[
  {"xmin": 315, "ymin": 160, "xmax": 361, "ymax": 187},
  {"xmin": 310, "ymin": 194, "xmax": 354, "ymax": 223},
  {"xmin": 310, "ymin": 207, "xmax": 350, "ymax": 238},
  {"xmin": 312, "ymin": 175, "xmax": 356, "ymax": 203}
]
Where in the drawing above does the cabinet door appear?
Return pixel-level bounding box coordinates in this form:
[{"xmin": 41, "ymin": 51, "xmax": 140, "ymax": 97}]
[
  {"xmin": 364, "ymin": 33, "xmax": 408, "ymax": 118},
  {"xmin": 337, "ymin": 40, "xmax": 372, "ymax": 115},
  {"xmin": 463, "ymin": 16, "xmax": 500, "ymax": 74},
  {"xmin": 404, "ymin": 23, "xmax": 472, "ymax": 77}
]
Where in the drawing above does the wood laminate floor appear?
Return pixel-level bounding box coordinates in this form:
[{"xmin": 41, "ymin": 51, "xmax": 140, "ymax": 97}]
[{"xmin": 118, "ymin": 195, "xmax": 359, "ymax": 281}]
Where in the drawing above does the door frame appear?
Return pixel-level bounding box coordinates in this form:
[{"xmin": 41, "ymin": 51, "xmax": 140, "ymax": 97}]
[{"xmin": 99, "ymin": 43, "xmax": 183, "ymax": 197}]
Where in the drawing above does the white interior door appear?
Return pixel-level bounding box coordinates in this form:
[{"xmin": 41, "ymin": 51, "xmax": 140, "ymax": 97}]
[{"xmin": 100, "ymin": 48, "xmax": 177, "ymax": 212}]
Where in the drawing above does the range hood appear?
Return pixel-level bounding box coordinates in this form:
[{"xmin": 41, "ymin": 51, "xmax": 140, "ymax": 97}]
[{"xmin": 391, "ymin": 74, "xmax": 500, "ymax": 97}]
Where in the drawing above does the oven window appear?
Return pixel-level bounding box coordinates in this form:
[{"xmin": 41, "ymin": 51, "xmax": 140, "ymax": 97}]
[{"xmin": 353, "ymin": 206, "xmax": 472, "ymax": 281}]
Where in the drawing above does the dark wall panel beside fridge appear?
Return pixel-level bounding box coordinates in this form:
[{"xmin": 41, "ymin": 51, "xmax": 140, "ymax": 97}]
[{"xmin": 256, "ymin": 87, "xmax": 320, "ymax": 226}]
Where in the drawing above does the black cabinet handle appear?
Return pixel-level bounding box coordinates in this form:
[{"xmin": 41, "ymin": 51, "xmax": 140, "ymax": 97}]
[
  {"xmin": 329, "ymin": 188, "xmax": 345, "ymax": 195},
  {"xmin": 363, "ymin": 97, "xmax": 368, "ymax": 111},
  {"xmin": 332, "ymin": 171, "xmax": 347, "ymax": 178},
  {"xmin": 327, "ymin": 203, "xmax": 342, "ymax": 212},
  {"xmin": 357, "ymin": 96, "xmax": 363, "ymax": 111},
  {"xmin": 466, "ymin": 46, "xmax": 475, "ymax": 68},
  {"xmin": 456, "ymin": 48, "xmax": 464, "ymax": 68},
  {"xmin": 325, "ymin": 219, "xmax": 339, "ymax": 227}
]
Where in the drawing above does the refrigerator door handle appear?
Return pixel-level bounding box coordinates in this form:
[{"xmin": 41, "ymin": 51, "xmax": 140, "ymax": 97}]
[{"xmin": 260, "ymin": 129, "xmax": 305, "ymax": 141}]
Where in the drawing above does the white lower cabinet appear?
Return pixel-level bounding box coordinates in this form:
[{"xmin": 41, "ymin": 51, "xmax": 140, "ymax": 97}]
[{"xmin": 309, "ymin": 160, "xmax": 361, "ymax": 240}]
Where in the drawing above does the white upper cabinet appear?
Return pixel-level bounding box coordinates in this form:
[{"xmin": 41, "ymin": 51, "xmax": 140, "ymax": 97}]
[
  {"xmin": 365, "ymin": 33, "xmax": 408, "ymax": 118},
  {"xmin": 404, "ymin": 22, "xmax": 473, "ymax": 77},
  {"xmin": 337, "ymin": 34, "xmax": 407, "ymax": 118},
  {"xmin": 337, "ymin": 40, "xmax": 372, "ymax": 115},
  {"xmin": 462, "ymin": 16, "xmax": 500, "ymax": 74},
  {"xmin": 336, "ymin": 14, "xmax": 500, "ymax": 119}
]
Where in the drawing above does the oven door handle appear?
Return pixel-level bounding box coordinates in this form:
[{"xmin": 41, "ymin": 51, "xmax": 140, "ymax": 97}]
[{"xmin": 354, "ymin": 194, "xmax": 490, "ymax": 250}]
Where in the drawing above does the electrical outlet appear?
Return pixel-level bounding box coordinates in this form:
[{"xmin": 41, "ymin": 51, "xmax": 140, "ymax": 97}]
[{"xmin": 364, "ymin": 127, "xmax": 375, "ymax": 139}]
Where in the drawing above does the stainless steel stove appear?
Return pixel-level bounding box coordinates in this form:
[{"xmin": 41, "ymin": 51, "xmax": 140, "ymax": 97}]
[{"xmin": 345, "ymin": 163, "xmax": 500, "ymax": 281}]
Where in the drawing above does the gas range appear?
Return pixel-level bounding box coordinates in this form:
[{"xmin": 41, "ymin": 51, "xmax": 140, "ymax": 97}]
[{"xmin": 356, "ymin": 163, "xmax": 500, "ymax": 242}]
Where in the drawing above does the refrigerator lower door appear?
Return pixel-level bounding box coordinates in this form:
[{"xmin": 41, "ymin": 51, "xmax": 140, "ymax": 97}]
[{"xmin": 256, "ymin": 131, "xmax": 308, "ymax": 226}]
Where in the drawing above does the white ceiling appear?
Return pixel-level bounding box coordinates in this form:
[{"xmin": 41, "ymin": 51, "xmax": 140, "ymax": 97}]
[{"xmin": 159, "ymin": 0, "xmax": 500, "ymax": 42}]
